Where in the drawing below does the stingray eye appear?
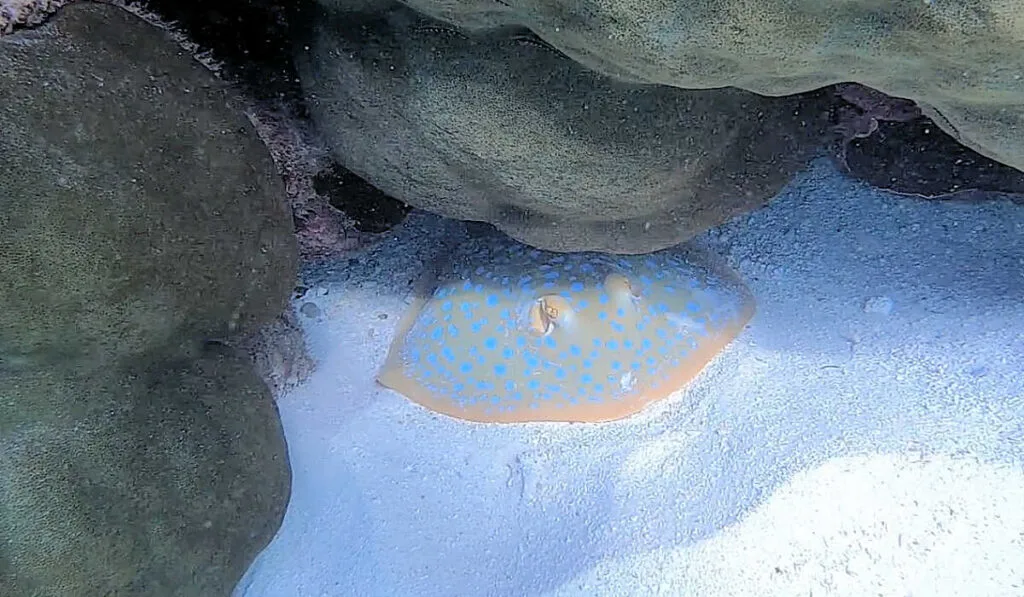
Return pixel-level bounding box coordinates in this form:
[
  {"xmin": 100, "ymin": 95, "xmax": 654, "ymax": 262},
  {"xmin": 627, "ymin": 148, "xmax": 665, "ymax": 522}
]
[
  {"xmin": 527, "ymin": 295, "xmax": 570, "ymax": 336},
  {"xmin": 527, "ymin": 298, "xmax": 554, "ymax": 336}
]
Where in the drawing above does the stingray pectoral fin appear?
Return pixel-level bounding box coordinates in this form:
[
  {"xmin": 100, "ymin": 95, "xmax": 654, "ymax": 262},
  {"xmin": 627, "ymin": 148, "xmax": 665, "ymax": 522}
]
[
  {"xmin": 632, "ymin": 300, "xmax": 755, "ymax": 407},
  {"xmin": 376, "ymin": 294, "xmax": 427, "ymax": 393}
]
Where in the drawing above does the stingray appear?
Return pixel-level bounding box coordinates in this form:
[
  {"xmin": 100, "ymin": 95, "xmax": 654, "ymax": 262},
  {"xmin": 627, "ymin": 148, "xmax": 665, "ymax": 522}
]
[{"xmin": 377, "ymin": 234, "xmax": 756, "ymax": 423}]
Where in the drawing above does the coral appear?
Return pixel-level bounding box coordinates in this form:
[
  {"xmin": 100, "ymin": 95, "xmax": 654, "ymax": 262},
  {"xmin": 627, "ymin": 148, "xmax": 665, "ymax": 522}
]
[{"xmin": 0, "ymin": 0, "xmax": 68, "ymax": 34}]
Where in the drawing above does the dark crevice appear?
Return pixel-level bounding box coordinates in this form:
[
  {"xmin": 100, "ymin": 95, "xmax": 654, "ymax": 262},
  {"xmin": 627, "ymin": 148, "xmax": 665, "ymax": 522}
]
[
  {"xmin": 312, "ymin": 164, "xmax": 413, "ymax": 233},
  {"xmin": 136, "ymin": 0, "xmax": 310, "ymax": 105},
  {"xmin": 844, "ymin": 118, "xmax": 1024, "ymax": 201}
]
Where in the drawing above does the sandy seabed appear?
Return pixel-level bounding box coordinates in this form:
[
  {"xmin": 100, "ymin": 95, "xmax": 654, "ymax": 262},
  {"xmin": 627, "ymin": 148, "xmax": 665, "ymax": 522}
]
[{"xmin": 235, "ymin": 159, "xmax": 1024, "ymax": 597}]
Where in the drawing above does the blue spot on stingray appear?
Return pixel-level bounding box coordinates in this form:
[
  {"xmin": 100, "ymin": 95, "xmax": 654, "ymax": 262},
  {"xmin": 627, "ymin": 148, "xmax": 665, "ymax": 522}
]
[
  {"xmin": 569, "ymin": 344, "xmax": 582, "ymax": 356},
  {"xmin": 448, "ymin": 324, "xmax": 459, "ymax": 337},
  {"xmin": 616, "ymin": 307, "xmax": 625, "ymax": 317},
  {"xmin": 544, "ymin": 271, "xmax": 560, "ymax": 280},
  {"xmin": 593, "ymin": 383, "xmax": 604, "ymax": 392},
  {"xmin": 502, "ymin": 347, "xmax": 514, "ymax": 359},
  {"xmin": 598, "ymin": 311, "xmax": 608, "ymax": 320},
  {"xmin": 544, "ymin": 336, "xmax": 557, "ymax": 349},
  {"xmin": 441, "ymin": 301, "xmax": 453, "ymax": 312},
  {"xmin": 431, "ymin": 328, "xmax": 443, "ymax": 341},
  {"xmin": 504, "ymin": 379, "xmax": 516, "ymax": 391},
  {"xmin": 555, "ymin": 368, "xmax": 566, "ymax": 379},
  {"xmin": 486, "ymin": 294, "xmax": 499, "ymax": 306},
  {"xmin": 494, "ymin": 363, "xmax": 507, "ymax": 376},
  {"xmin": 631, "ymin": 361, "xmax": 641, "ymax": 370},
  {"xmin": 460, "ymin": 362, "xmax": 473, "ymax": 373},
  {"xmin": 581, "ymin": 373, "xmax": 593, "ymax": 384},
  {"xmin": 525, "ymin": 355, "xmax": 539, "ymax": 368},
  {"xmin": 570, "ymin": 282, "xmax": 584, "ymax": 292},
  {"xmin": 611, "ymin": 360, "xmax": 621, "ymax": 370},
  {"xmin": 610, "ymin": 322, "xmax": 625, "ymax": 332},
  {"xmin": 577, "ymin": 299, "xmax": 589, "ymax": 308},
  {"xmin": 582, "ymin": 360, "xmax": 593, "ymax": 369},
  {"xmin": 687, "ymin": 301, "xmax": 700, "ymax": 312},
  {"xmin": 606, "ymin": 340, "xmax": 619, "ymax": 350},
  {"xmin": 623, "ymin": 339, "xmax": 634, "ymax": 349},
  {"xmin": 599, "ymin": 293, "xmax": 609, "ymax": 304},
  {"xmin": 528, "ymin": 379, "xmax": 541, "ymax": 390},
  {"xmin": 484, "ymin": 337, "xmax": 498, "ymax": 350}
]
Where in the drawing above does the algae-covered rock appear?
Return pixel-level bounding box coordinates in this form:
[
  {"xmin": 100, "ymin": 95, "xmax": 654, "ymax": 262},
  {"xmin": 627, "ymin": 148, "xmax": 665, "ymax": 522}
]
[
  {"xmin": 296, "ymin": 6, "xmax": 831, "ymax": 253},
  {"xmin": 0, "ymin": 347, "xmax": 290, "ymax": 596},
  {"xmin": 0, "ymin": 3, "xmax": 295, "ymax": 595},
  {"xmin": 0, "ymin": 2, "xmax": 296, "ymax": 374},
  {"xmin": 319, "ymin": 0, "xmax": 1024, "ymax": 173}
]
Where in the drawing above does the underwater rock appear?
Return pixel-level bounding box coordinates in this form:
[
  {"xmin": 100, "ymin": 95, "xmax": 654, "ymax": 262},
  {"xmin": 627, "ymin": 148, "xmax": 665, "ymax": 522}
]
[
  {"xmin": 296, "ymin": 6, "xmax": 832, "ymax": 254},
  {"xmin": 0, "ymin": 3, "xmax": 294, "ymax": 595},
  {"xmin": 324, "ymin": 0, "xmax": 1024, "ymax": 174}
]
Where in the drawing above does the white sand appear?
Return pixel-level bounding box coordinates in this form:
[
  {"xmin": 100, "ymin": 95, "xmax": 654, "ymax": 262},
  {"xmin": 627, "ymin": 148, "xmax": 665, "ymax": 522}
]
[{"xmin": 234, "ymin": 158, "xmax": 1024, "ymax": 597}]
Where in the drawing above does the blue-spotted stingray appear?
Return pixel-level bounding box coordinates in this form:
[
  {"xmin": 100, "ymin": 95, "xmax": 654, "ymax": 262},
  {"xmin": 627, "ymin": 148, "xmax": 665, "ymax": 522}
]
[{"xmin": 377, "ymin": 234, "xmax": 755, "ymax": 423}]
